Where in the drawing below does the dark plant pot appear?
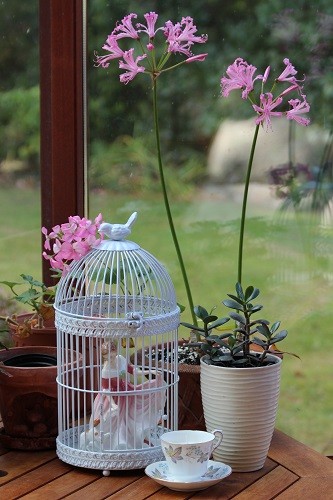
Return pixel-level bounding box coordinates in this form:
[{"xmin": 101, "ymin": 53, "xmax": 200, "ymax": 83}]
[
  {"xmin": 132, "ymin": 342, "xmax": 205, "ymax": 431},
  {"xmin": 0, "ymin": 346, "xmax": 58, "ymax": 450},
  {"xmin": 178, "ymin": 362, "xmax": 205, "ymax": 431},
  {"xmin": 9, "ymin": 313, "xmax": 56, "ymax": 348}
]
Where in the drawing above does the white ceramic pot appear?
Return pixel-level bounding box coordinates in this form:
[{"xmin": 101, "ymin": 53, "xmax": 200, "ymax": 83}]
[{"xmin": 200, "ymin": 354, "xmax": 282, "ymax": 472}]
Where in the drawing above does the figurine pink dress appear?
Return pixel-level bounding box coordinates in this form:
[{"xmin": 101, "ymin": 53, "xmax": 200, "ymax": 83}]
[{"xmin": 80, "ymin": 343, "xmax": 167, "ymax": 451}]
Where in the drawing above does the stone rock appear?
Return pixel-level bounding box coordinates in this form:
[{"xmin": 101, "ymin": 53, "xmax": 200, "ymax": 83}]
[{"xmin": 207, "ymin": 117, "xmax": 330, "ymax": 184}]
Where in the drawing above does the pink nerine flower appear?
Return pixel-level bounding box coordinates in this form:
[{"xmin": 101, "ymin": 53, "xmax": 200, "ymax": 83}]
[
  {"xmin": 119, "ymin": 49, "xmax": 147, "ymax": 84},
  {"xmin": 277, "ymin": 58, "xmax": 298, "ymax": 84},
  {"xmin": 136, "ymin": 11, "xmax": 160, "ymax": 38},
  {"xmin": 221, "ymin": 58, "xmax": 266, "ymax": 100},
  {"xmin": 94, "ymin": 35, "xmax": 124, "ymax": 68},
  {"xmin": 112, "ymin": 13, "xmax": 139, "ymax": 40},
  {"xmin": 252, "ymin": 93, "xmax": 283, "ymax": 130},
  {"xmin": 185, "ymin": 53, "xmax": 208, "ymax": 63},
  {"xmin": 95, "ymin": 12, "xmax": 207, "ymax": 85},
  {"xmin": 286, "ymin": 97, "xmax": 311, "ymax": 126},
  {"xmin": 164, "ymin": 16, "xmax": 208, "ymax": 57},
  {"xmin": 220, "ymin": 57, "xmax": 310, "ymax": 130}
]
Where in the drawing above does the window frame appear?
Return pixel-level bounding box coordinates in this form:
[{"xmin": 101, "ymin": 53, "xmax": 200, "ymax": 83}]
[{"xmin": 39, "ymin": 0, "xmax": 85, "ymax": 284}]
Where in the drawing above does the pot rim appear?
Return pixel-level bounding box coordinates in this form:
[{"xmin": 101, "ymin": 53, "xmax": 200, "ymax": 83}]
[{"xmin": 200, "ymin": 352, "xmax": 282, "ymax": 371}]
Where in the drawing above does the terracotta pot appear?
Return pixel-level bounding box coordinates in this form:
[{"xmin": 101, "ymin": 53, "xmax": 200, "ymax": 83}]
[
  {"xmin": 9, "ymin": 313, "xmax": 56, "ymax": 347},
  {"xmin": 0, "ymin": 346, "xmax": 58, "ymax": 450},
  {"xmin": 200, "ymin": 353, "xmax": 282, "ymax": 472},
  {"xmin": 132, "ymin": 342, "xmax": 205, "ymax": 431},
  {"xmin": 0, "ymin": 346, "xmax": 82, "ymax": 450},
  {"xmin": 178, "ymin": 362, "xmax": 205, "ymax": 431}
]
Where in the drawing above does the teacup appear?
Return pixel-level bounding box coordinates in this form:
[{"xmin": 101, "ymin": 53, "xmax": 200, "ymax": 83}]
[{"xmin": 160, "ymin": 429, "xmax": 223, "ymax": 481}]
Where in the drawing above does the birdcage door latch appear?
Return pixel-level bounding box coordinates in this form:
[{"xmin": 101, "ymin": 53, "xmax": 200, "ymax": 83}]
[{"xmin": 126, "ymin": 311, "xmax": 144, "ymax": 330}]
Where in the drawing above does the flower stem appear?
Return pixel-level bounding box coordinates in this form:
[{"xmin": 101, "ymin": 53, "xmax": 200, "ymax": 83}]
[
  {"xmin": 238, "ymin": 123, "xmax": 260, "ymax": 285},
  {"xmin": 152, "ymin": 79, "xmax": 197, "ymax": 326}
]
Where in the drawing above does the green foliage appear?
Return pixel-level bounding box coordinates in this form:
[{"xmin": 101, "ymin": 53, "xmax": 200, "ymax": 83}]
[
  {"xmin": 0, "ymin": 86, "xmax": 40, "ymax": 171},
  {"xmin": 181, "ymin": 283, "xmax": 288, "ymax": 367},
  {"xmin": 89, "ymin": 136, "xmax": 204, "ymax": 197},
  {"xmin": 0, "ymin": 1, "xmax": 39, "ymax": 91},
  {"xmin": 0, "ymin": 274, "xmax": 54, "ymax": 316}
]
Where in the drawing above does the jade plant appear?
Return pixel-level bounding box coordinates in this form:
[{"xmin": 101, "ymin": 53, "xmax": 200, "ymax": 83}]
[{"xmin": 181, "ymin": 283, "xmax": 288, "ymax": 367}]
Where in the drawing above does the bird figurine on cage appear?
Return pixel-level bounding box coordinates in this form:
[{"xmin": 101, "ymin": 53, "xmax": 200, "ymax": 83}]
[{"xmin": 99, "ymin": 212, "xmax": 137, "ymax": 241}]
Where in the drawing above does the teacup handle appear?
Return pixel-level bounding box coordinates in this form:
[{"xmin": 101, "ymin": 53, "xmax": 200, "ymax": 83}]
[{"xmin": 211, "ymin": 429, "xmax": 223, "ymax": 450}]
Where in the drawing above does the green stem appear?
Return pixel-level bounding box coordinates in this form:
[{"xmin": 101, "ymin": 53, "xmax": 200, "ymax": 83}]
[
  {"xmin": 152, "ymin": 79, "xmax": 197, "ymax": 326},
  {"xmin": 238, "ymin": 123, "xmax": 260, "ymax": 285}
]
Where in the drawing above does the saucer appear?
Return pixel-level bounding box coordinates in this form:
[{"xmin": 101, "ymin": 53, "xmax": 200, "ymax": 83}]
[{"xmin": 145, "ymin": 459, "xmax": 232, "ymax": 492}]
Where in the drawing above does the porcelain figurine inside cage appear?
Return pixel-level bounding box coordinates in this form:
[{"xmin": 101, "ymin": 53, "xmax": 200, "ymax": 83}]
[{"xmin": 79, "ymin": 340, "xmax": 167, "ymax": 452}]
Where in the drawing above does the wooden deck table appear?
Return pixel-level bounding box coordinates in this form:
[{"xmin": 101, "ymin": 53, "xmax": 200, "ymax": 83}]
[{"xmin": 0, "ymin": 429, "xmax": 332, "ymax": 499}]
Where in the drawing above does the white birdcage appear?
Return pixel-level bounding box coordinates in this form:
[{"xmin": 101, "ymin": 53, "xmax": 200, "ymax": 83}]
[{"xmin": 54, "ymin": 212, "xmax": 179, "ymax": 474}]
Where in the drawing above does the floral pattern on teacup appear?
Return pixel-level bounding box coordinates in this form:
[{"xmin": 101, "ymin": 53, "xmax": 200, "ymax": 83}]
[
  {"xmin": 163, "ymin": 445, "xmax": 184, "ymax": 463},
  {"xmin": 185, "ymin": 446, "xmax": 210, "ymax": 463},
  {"xmin": 201, "ymin": 465, "xmax": 222, "ymax": 478},
  {"xmin": 151, "ymin": 466, "xmax": 168, "ymax": 479},
  {"xmin": 163, "ymin": 443, "xmax": 211, "ymax": 464}
]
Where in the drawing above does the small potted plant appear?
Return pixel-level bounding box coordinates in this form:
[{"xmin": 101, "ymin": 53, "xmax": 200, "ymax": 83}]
[
  {"xmin": 0, "ymin": 214, "xmax": 104, "ymax": 347},
  {"xmin": 178, "ymin": 55, "xmax": 310, "ymax": 471},
  {"xmin": 181, "ymin": 282, "xmax": 289, "ymax": 471},
  {"xmin": 0, "ymin": 214, "xmax": 103, "ymax": 450},
  {"xmin": 0, "ymin": 274, "xmax": 56, "ymax": 347}
]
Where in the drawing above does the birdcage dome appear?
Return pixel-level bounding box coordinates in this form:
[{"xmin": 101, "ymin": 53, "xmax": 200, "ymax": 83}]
[{"xmin": 54, "ymin": 212, "xmax": 179, "ymax": 339}]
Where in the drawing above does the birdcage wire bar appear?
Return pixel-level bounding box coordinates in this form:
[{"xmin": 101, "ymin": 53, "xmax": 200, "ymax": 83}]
[{"xmin": 55, "ymin": 217, "xmax": 179, "ymax": 471}]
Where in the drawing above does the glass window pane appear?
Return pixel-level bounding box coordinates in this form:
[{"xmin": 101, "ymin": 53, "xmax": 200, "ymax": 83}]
[
  {"xmin": 87, "ymin": 1, "xmax": 333, "ymax": 455},
  {"xmin": 0, "ymin": 1, "xmax": 41, "ymax": 303}
]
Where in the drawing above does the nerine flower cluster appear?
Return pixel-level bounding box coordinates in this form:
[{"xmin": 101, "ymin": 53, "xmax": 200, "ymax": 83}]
[
  {"xmin": 42, "ymin": 214, "xmax": 104, "ymax": 274},
  {"xmin": 220, "ymin": 57, "xmax": 310, "ymax": 129},
  {"xmin": 94, "ymin": 12, "xmax": 208, "ymax": 84}
]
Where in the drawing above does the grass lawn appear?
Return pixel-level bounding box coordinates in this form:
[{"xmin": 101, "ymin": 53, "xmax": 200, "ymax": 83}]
[{"xmin": 1, "ymin": 185, "xmax": 332, "ymax": 456}]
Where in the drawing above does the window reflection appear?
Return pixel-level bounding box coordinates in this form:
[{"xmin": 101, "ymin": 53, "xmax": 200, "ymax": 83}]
[{"xmin": 87, "ymin": 1, "xmax": 333, "ymax": 455}]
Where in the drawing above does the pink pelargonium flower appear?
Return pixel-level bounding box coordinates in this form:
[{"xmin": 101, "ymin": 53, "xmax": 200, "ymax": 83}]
[
  {"xmin": 252, "ymin": 93, "xmax": 283, "ymax": 130},
  {"xmin": 286, "ymin": 97, "xmax": 311, "ymax": 126},
  {"xmin": 42, "ymin": 213, "xmax": 104, "ymax": 275},
  {"xmin": 119, "ymin": 49, "xmax": 147, "ymax": 84},
  {"xmin": 164, "ymin": 16, "xmax": 208, "ymax": 57},
  {"xmin": 112, "ymin": 13, "xmax": 139, "ymax": 40},
  {"xmin": 221, "ymin": 58, "xmax": 267, "ymax": 100}
]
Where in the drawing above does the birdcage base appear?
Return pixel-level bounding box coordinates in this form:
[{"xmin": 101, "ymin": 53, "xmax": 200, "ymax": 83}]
[{"xmin": 57, "ymin": 425, "xmax": 165, "ymax": 471}]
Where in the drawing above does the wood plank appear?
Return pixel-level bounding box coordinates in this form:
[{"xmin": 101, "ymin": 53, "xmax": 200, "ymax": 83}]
[
  {"xmin": 105, "ymin": 475, "xmax": 166, "ymax": 499},
  {"xmin": 0, "ymin": 449, "xmax": 56, "ymax": 485},
  {"xmin": 0, "ymin": 458, "xmax": 71, "ymax": 499},
  {"xmin": 65, "ymin": 470, "xmax": 144, "ymax": 500},
  {"xmin": 269, "ymin": 430, "xmax": 333, "ymax": 477},
  {"xmin": 230, "ymin": 466, "xmax": 299, "ymax": 499},
  {"xmin": 18, "ymin": 468, "xmax": 100, "ymax": 499},
  {"xmin": 190, "ymin": 458, "xmax": 278, "ymax": 499},
  {"xmin": 138, "ymin": 485, "xmax": 190, "ymax": 500},
  {"xmin": 275, "ymin": 477, "xmax": 333, "ymax": 499}
]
